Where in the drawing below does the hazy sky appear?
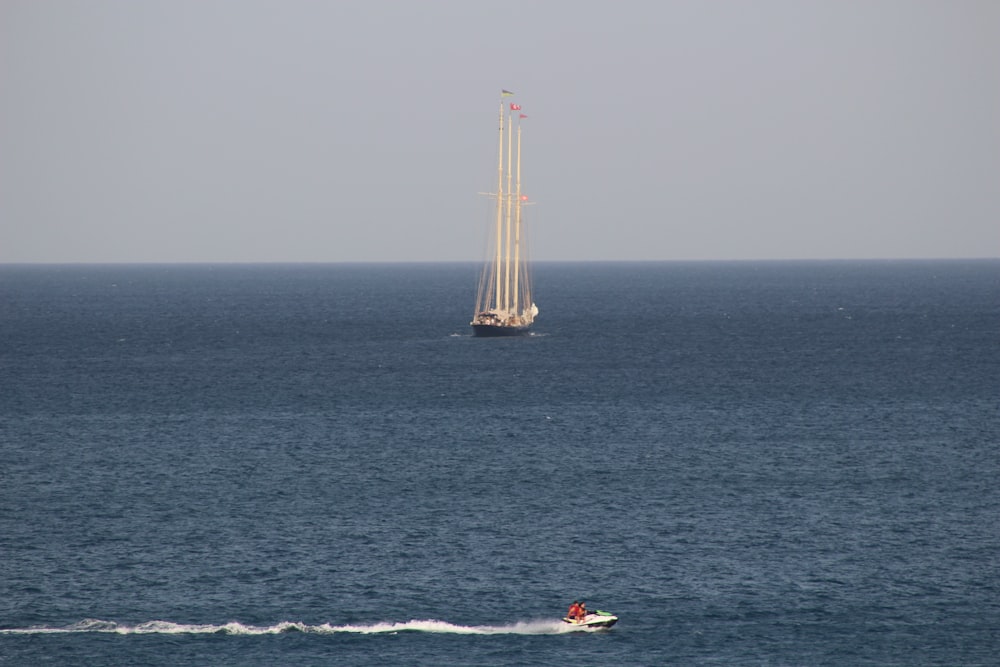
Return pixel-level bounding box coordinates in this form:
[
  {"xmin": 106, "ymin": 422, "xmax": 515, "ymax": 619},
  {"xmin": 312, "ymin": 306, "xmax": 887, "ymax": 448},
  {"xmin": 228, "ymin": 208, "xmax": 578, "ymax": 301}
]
[{"xmin": 2, "ymin": 0, "xmax": 998, "ymax": 263}]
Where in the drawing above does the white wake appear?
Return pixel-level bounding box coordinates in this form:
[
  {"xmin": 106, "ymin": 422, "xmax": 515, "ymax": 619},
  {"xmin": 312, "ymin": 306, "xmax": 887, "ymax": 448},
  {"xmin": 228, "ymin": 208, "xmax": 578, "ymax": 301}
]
[{"xmin": 0, "ymin": 618, "xmax": 599, "ymax": 636}]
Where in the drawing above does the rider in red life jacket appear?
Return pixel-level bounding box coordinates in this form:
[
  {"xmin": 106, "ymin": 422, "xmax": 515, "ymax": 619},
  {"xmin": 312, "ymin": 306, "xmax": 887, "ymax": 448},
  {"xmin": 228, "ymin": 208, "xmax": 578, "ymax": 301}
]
[{"xmin": 567, "ymin": 601, "xmax": 582, "ymax": 621}]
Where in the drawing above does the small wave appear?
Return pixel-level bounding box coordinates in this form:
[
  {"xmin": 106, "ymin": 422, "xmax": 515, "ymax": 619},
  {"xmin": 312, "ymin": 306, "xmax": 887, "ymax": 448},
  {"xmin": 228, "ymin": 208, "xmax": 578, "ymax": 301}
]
[{"xmin": 0, "ymin": 618, "xmax": 593, "ymax": 636}]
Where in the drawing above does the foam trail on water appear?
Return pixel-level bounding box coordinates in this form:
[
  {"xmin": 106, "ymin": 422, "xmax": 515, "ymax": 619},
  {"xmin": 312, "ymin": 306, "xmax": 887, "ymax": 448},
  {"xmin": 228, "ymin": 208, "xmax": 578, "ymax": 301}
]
[
  {"xmin": 0, "ymin": 618, "xmax": 592, "ymax": 636},
  {"xmin": 319, "ymin": 619, "xmax": 580, "ymax": 635}
]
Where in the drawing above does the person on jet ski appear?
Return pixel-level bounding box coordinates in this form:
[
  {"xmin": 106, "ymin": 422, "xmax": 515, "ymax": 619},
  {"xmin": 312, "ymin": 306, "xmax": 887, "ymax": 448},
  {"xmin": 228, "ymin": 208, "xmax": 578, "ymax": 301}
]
[
  {"xmin": 577, "ymin": 601, "xmax": 587, "ymax": 622},
  {"xmin": 567, "ymin": 600, "xmax": 582, "ymax": 621}
]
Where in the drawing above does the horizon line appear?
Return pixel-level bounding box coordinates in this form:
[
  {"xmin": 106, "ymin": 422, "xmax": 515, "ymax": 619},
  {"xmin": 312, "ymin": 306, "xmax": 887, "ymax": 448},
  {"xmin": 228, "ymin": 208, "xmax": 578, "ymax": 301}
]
[{"xmin": 2, "ymin": 256, "xmax": 997, "ymax": 267}]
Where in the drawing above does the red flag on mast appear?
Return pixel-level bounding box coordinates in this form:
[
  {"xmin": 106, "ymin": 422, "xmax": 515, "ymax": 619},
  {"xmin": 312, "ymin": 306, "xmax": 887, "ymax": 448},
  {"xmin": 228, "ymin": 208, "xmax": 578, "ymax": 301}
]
[{"xmin": 510, "ymin": 103, "xmax": 521, "ymax": 111}]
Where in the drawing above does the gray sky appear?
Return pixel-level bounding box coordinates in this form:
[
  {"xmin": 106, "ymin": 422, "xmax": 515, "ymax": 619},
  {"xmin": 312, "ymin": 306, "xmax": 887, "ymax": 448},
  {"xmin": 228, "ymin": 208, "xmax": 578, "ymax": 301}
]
[{"xmin": 2, "ymin": 0, "xmax": 998, "ymax": 263}]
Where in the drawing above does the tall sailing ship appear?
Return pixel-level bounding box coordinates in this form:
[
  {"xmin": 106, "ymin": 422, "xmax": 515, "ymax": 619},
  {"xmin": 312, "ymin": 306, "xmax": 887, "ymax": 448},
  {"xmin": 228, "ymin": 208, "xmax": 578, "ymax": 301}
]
[{"xmin": 471, "ymin": 91, "xmax": 538, "ymax": 337}]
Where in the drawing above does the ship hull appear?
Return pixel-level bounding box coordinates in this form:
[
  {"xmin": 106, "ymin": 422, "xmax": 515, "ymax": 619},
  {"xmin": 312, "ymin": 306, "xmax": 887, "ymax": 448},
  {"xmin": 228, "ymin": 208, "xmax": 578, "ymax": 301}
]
[{"xmin": 471, "ymin": 323, "xmax": 531, "ymax": 337}]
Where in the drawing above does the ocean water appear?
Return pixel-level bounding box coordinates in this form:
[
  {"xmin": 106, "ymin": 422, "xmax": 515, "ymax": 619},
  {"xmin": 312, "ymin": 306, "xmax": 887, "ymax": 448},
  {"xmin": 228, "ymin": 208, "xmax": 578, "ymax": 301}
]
[{"xmin": 1, "ymin": 260, "xmax": 997, "ymax": 666}]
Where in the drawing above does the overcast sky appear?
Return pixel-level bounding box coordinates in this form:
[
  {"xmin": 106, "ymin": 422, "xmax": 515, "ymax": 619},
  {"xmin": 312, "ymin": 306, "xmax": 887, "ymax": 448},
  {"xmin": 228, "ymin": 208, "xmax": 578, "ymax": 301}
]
[{"xmin": 1, "ymin": 0, "xmax": 998, "ymax": 263}]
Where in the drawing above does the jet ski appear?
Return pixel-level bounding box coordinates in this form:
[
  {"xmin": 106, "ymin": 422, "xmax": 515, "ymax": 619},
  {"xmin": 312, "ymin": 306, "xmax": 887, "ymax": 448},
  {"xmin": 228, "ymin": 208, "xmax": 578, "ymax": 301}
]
[{"xmin": 562, "ymin": 610, "xmax": 618, "ymax": 629}]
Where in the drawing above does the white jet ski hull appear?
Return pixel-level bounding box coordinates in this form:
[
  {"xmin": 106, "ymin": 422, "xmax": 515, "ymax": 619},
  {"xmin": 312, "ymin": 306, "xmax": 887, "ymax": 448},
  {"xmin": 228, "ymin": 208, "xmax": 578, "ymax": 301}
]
[{"xmin": 562, "ymin": 611, "xmax": 618, "ymax": 629}]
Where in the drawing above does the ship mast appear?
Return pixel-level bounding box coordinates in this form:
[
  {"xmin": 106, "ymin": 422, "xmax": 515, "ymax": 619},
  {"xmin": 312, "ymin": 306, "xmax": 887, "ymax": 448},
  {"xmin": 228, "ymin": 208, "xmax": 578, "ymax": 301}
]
[
  {"xmin": 503, "ymin": 106, "xmax": 514, "ymax": 315},
  {"xmin": 493, "ymin": 100, "xmax": 504, "ymax": 313},
  {"xmin": 513, "ymin": 119, "xmax": 522, "ymax": 317}
]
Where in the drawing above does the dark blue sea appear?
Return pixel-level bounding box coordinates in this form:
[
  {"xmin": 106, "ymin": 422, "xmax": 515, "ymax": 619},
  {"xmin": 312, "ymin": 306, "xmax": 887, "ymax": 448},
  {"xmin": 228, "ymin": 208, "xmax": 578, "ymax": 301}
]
[{"xmin": 1, "ymin": 261, "xmax": 998, "ymax": 666}]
